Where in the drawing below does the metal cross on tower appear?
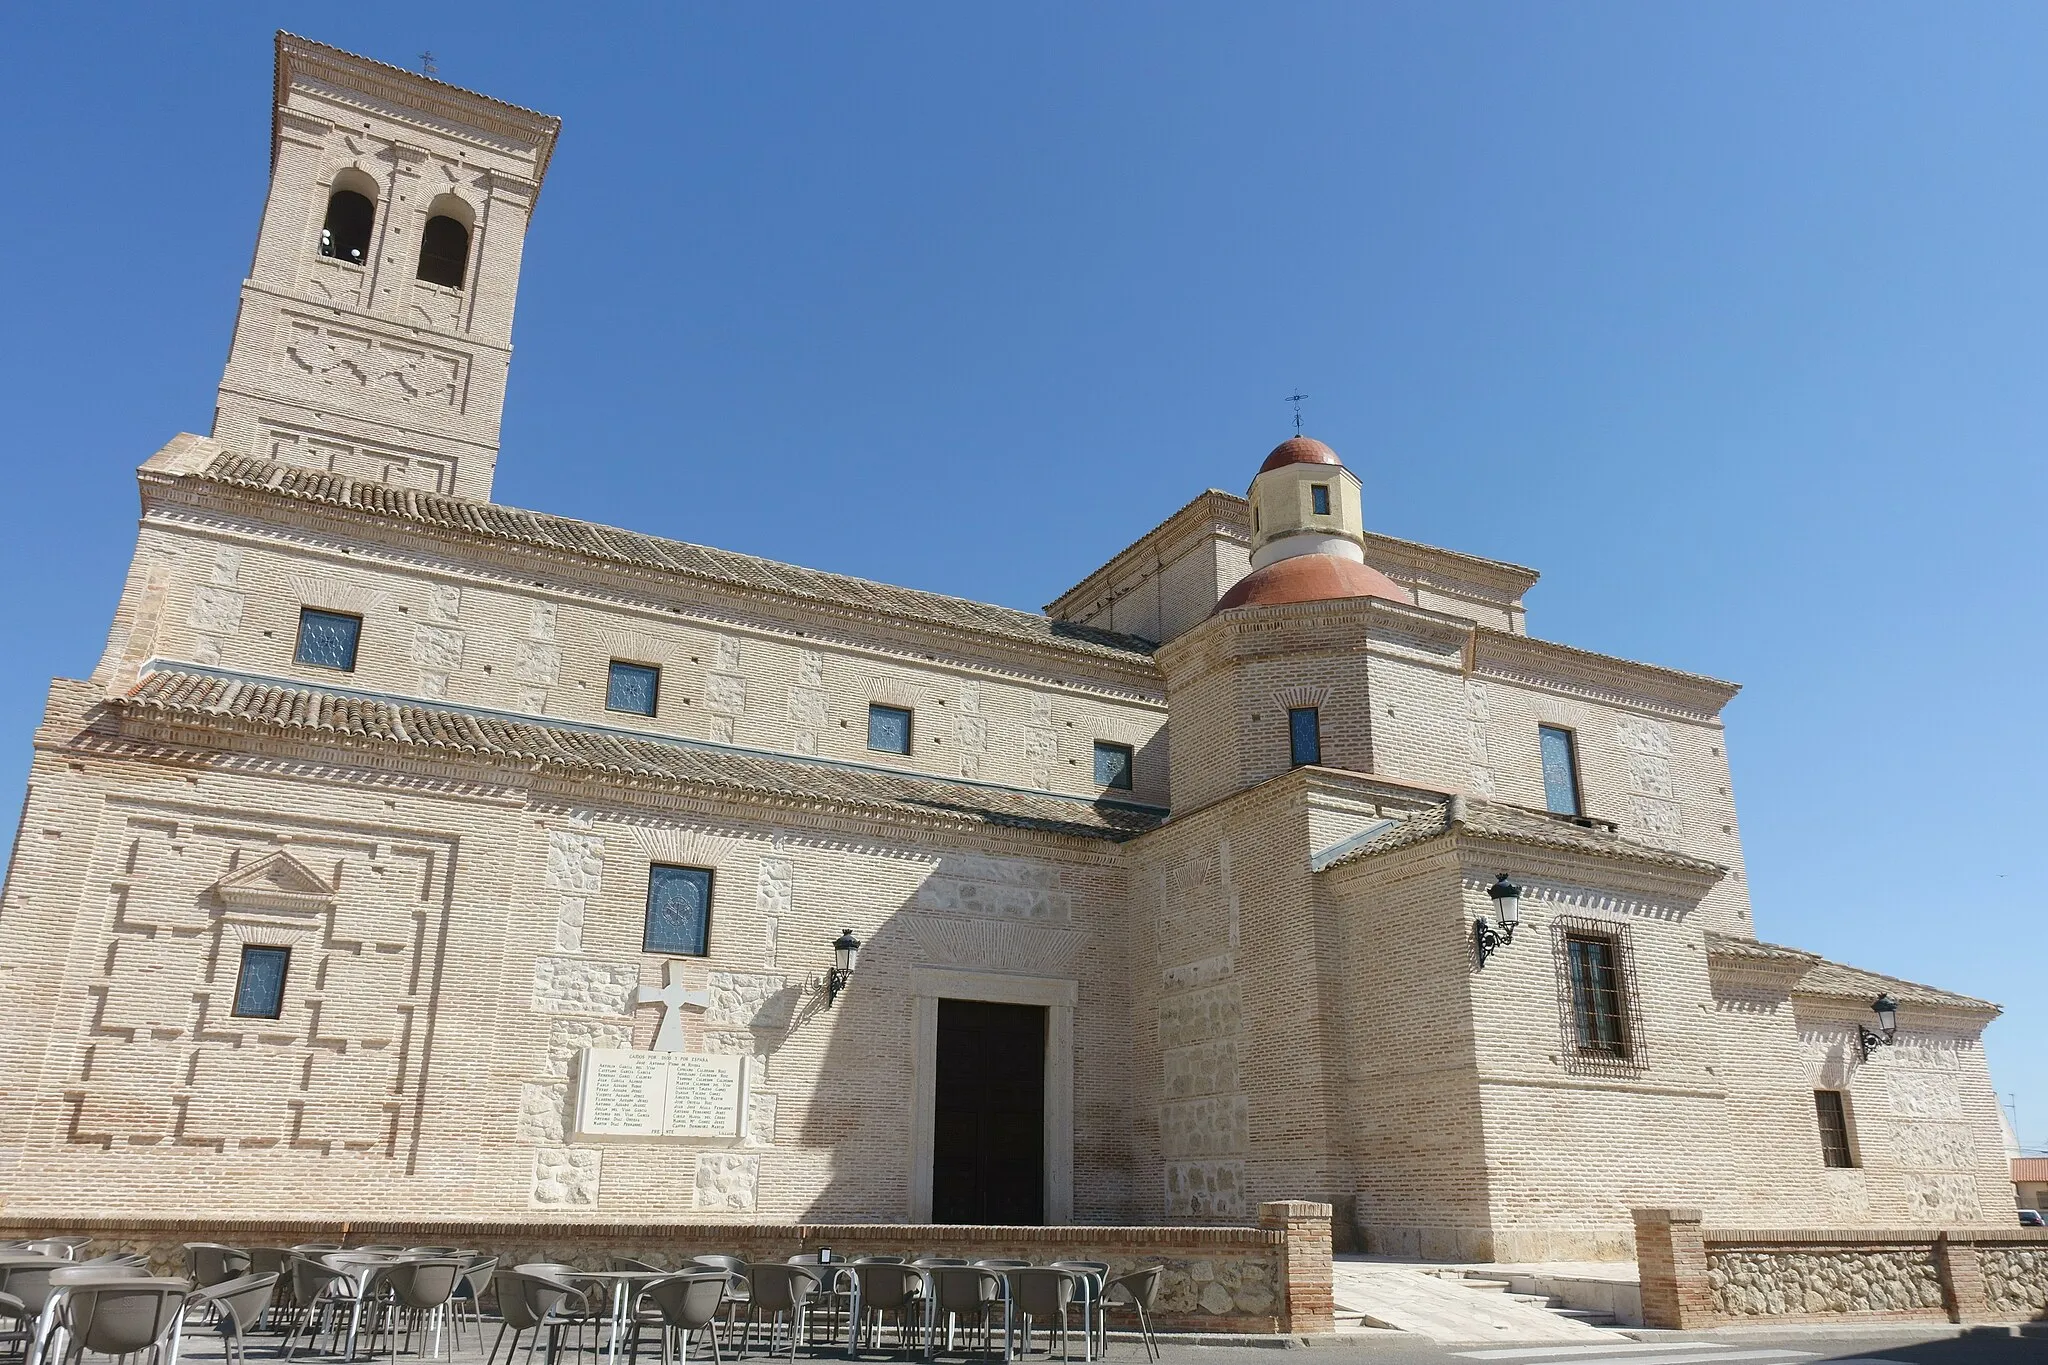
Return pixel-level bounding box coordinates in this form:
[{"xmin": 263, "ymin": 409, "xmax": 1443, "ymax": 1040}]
[
  {"xmin": 1285, "ymin": 391, "xmax": 1309, "ymax": 434},
  {"xmin": 419, "ymin": 51, "xmax": 439, "ymax": 76}
]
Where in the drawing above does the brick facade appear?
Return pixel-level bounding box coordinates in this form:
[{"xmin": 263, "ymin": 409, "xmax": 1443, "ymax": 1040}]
[{"xmin": 0, "ymin": 33, "xmax": 2014, "ymax": 1268}]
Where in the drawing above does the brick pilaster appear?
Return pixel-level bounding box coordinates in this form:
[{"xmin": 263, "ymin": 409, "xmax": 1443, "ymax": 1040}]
[
  {"xmin": 1634, "ymin": 1207, "xmax": 1713, "ymax": 1329},
  {"xmin": 1933, "ymin": 1233, "xmax": 1990, "ymax": 1323},
  {"xmin": 1260, "ymin": 1200, "xmax": 1334, "ymax": 1334}
]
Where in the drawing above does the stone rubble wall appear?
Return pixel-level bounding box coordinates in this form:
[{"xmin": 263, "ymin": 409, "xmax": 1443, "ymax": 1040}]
[
  {"xmin": 1707, "ymin": 1246, "xmax": 1944, "ymax": 1318},
  {"xmin": 1983, "ymin": 1246, "xmax": 2048, "ymax": 1318},
  {"xmin": 1635, "ymin": 1207, "xmax": 2048, "ymax": 1328}
]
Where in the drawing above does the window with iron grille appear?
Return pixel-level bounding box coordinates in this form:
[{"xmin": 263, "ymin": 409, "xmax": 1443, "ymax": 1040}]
[
  {"xmin": 1551, "ymin": 915, "xmax": 1648, "ymax": 1074},
  {"xmin": 1311, "ymin": 483, "xmax": 1332, "ymax": 515},
  {"xmin": 1814, "ymin": 1090, "xmax": 1856, "ymax": 1168}
]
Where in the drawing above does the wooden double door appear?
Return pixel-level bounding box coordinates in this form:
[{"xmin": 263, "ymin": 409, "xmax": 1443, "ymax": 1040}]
[{"xmin": 930, "ymin": 998, "xmax": 1046, "ymax": 1225}]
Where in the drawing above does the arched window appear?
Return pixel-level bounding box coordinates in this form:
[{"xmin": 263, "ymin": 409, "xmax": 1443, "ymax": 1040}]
[
  {"xmin": 319, "ymin": 189, "xmax": 375, "ymax": 265},
  {"xmin": 416, "ymin": 214, "xmax": 471, "ymax": 289}
]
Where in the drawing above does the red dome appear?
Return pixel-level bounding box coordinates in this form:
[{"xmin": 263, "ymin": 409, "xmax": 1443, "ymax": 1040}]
[
  {"xmin": 1258, "ymin": 436, "xmax": 1343, "ymax": 474},
  {"xmin": 1213, "ymin": 554, "xmax": 1410, "ymax": 614}
]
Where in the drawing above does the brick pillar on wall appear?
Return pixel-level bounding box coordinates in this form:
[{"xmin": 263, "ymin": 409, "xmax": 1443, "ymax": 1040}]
[
  {"xmin": 1634, "ymin": 1207, "xmax": 1714, "ymax": 1329},
  {"xmin": 1932, "ymin": 1234, "xmax": 1990, "ymax": 1323},
  {"xmin": 1260, "ymin": 1200, "xmax": 1334, "ymax": 1333}
]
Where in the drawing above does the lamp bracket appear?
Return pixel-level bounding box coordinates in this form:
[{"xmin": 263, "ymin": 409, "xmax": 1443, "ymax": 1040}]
[
  {"xmin": 1473, "ymin": 917, "xmax": 1515, "ymax": 968},
  {"xmin": 1858, "ymin": 1025, "xmax": 1896, "ymax": 1062}
]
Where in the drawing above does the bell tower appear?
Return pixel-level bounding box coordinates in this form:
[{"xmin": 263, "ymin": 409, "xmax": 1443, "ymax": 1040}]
[{"xmin": 211, "ymin": 33, "xmax": 560, "ymax": 502}]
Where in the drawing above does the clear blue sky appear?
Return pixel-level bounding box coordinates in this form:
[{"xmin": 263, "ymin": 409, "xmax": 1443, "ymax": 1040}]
[{"xmin": 2, "ymin": 4, "xmax": 2042, "ymax": 1152}]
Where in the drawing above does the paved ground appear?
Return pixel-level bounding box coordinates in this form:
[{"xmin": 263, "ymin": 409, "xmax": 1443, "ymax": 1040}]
[{"xmin": 170, "ymin": 1323, "xmax": 2046, "ymax": 1365}]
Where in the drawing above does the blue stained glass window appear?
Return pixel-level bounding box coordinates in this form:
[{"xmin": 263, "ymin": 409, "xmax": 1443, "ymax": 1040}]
[
  {"xmin": 645, "ymin": 864, "xmax": 713, "ymax": 956},
  {"xmin": 1311, "ymin": 483, "xmax": 1331, "ymax": 515},
  {"xmin": 232, "ymin": 945, "xmax": 290, "ymax": 1019},
  {"xmin": 1288, "ymin": 707, "xmax": 1321, "ymax": 767},
  {"xmin": 607, "ymin": 660, "xmax": 660, "ymax": 716},
  {"xmin": 1540, "ymin": 725, "xmax": 1582, "ymax": 816},
  {"xmin": 1094, "ymin": 741, "xmax": 1134, "ymax": 790},
  {"xmin": 868, "ymin": 704, "xmax": 912, "ymax": 755},
  {"xmin": 295, "ymin": 608, "xmax": 361, "ymax": 671}
]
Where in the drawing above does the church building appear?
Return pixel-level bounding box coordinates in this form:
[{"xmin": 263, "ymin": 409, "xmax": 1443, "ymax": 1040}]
[{"xmin": 0, "ymin": 35, "xmax": 2014, "ymax": 1261}]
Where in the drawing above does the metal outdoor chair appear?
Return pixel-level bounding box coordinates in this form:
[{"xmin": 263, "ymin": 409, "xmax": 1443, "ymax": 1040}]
[
  {"xmin": 451, "ymin": 1256, "xmax": 499, "ymax": 1348},
  {"xmin": 736, "ymin": 1263, "xmax": 820, "ymax": 1361},
  {"xmin": 377, "ymin": 1258, "xmax": 466, "ymax": 1362},
  {"xmin": 190, "ymin": 1271, "xmax": 281, "ymax": 1365},
  {"xmin": 490, "ymin": 1267, "xmax": 596, "ymax": 1365},
  {"xmin": 849, "ymin": 1262, "xmax": 926, "ymax": 1356},
  {"xmin": 926, "ymin": 1266, "xmax": 1004, "ymax": 1359},
  {"xmin": 181, "ymin": 1244, "xmax": 253, "ymax": 1290},
  {"xmin": 1005, "ymin": 1268, "xmax": 1083, "ymax": 1364},
  {"xmin": 1049, "ymin": 1262, "xmax": 1109, "ymax": 1359},
  {"xmin": 40, "ymin": 1274, "xmax": 191, "ymax": 1365},
  {"xmin": 1102, "ymin": 1268, "xmax": 1163, "ymax": 1362},
  {"xmin": 634, "ymin": 1273, "xmax": 728, "ymax": 1365},
  {"xmin": 689, "ymin": 1257, "xmax": 750, "ymax": 1350}
]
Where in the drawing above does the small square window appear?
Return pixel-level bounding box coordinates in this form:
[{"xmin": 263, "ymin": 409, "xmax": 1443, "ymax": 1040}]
[
  {"xmin": 1288, "ymin": 707, "xmax": 1321, "ymax": 767},
  {"xmin": 1815, "ymin": 1090, "xmax": 1856, "ymax": 1168},
  {"xmin": 607, "ymin": 660, "xmax": 661, "ymax": 717},
  {"xmin": 231, "ymin": 945, "xmax": 290, "ymax": 1019},
  {"xmin": 1094, "ymin": 741, "xmax": 1134, "ymax": 790},
  {"xmin": 1539, "ymin": 724, "xmax": 1582, "ymax": 817},
  {"xmin": 645, "ymin": 864, "xmax": 713, "ymax": 956},
  {"xmin": 295, "ymin": 608, "xmax": 361, "ymax": 672},
  {"xmin": 868, "ymin": 704, "xmax": 913, "ymax": 755},
  {"xmin": 1311, "ymin": 483, "xmax": 1331, "ymax": 516}
]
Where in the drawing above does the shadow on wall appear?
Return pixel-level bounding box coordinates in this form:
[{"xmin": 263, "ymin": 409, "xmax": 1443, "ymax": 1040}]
[{"xmin": 774, "ymin": 836, "xmax": 1135, "ymax": 1226}]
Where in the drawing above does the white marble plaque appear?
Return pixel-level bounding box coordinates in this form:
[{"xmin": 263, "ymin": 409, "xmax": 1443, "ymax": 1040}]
[
  {"xmin": 667, "ymin": 1056, "xmax": 745, "ymax": 1137},
  {"xmin": 575, "ymin": 1049, "xmax": 746, "ymax": 1140}
]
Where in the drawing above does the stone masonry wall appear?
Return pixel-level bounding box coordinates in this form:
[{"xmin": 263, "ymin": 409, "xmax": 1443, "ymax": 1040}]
[
  {"xmin": 1635, "ymin": 1208, "xmax": 2048, "ymax": 1327},
  {"xmin": 0, "ymin": 1209, "xmax": 1331, "ymax": 1333}
]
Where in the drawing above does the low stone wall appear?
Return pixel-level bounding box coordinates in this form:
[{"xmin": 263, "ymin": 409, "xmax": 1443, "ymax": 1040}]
[
  {"xmin": 1635, "ymin": 1207, "xmax": 2048, "ymax": 1329},
  {"xmin": 0, "ymin": 1201, "xmax": 1333, "ymax": 1335}
]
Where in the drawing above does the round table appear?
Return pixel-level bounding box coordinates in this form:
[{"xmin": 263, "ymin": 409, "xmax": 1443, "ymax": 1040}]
[{"xmin": 566, "ymin": 1269, "xmax": 677, "ymax": 1365}]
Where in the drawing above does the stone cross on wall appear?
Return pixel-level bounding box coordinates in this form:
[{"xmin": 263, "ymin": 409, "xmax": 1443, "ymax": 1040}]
[{"xmin": 632, "ymin": 961, "xmax": 712, "ymax": 1053}]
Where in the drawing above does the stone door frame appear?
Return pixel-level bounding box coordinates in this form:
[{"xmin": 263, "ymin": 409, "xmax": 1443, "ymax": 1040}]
[{"xmin": 908, "ymin": 966, "xmax": 1076, "ymax": 1223}]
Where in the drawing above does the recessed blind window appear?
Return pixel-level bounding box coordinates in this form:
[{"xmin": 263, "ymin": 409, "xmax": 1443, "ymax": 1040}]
[
  {"xmin": 645, "ymin": 864, "xmax": 713, "ymax": 956},
  {"xmin": 1311, "ymin": 484, "xmax": 1331, "ymax": 515},
  {"xmin": 1565, "ymin": 932, "xmax": 1627, "ymax": 1056},
  {"xmin": 1288, "ymin": 707, "xmax": 1321, "ymax": 767},
  {"xmin": 868, "ymin": 704, "xmax": 913, "ymax": 755},
  {"xmin": 1539, "ymin": 724, "xmax": 1582, "ymax": 816},
  {"xmin": 231, "ymin": 945, "xmax": 290, "ymax": 1019},
  {"xmin": 606, "ymin": 660, "xmax": 660, "ymax": 716},
  {"xmin": 1815, "ymin": 1090, "xmax": 1855, "ymax": 1168},
  {"xmin": 295, "ymin": 608, "xmax": 362, "ymax": 672},
  {"xmin": 1094, "ymin": 741, "xmax": 1134, "ymax": 790}
]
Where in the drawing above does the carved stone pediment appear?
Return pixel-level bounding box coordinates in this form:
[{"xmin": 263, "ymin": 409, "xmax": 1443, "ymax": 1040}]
[{"xmin": 212, "ymin": 850, "xmax": 334, "ymax": 913}]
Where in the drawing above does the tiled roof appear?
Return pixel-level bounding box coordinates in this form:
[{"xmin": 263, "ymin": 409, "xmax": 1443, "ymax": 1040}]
[
  {"xmin": 191, "ymin": 455, "xmax": 1159, "ymax": 668},
  {"xmin": 1318, "ymin": 795, "xmax": 1726, "ymax": 875},
  {"xmin": 1792, "ymin": 955, "xmax": 1998, "ymax": 1014},
  {"xmin": 2015, "ymin": 1157, "xmax": 2048, "ymax": 1183},
  {"xmin": 1707, "ymin": 932, "xmax": 1998, "ymax": 1014},
  {"xmin": 115, "ymin": 669, "xmax": 1166, "ymax": 843}
]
